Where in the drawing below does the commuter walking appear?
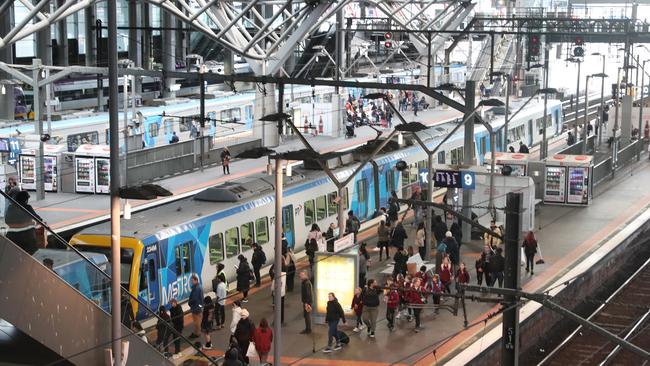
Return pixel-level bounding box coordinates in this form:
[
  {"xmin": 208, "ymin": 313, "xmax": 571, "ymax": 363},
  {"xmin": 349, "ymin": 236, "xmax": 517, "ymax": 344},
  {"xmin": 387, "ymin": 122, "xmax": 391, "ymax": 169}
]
[
  {"xmin": 253, "ymin": 318, "xmax": 273, "ymax": 364},
  {"xmin": 221, "ymin": 147, "xmax": 231, "ymax": 174},
  {"xmin": 522, "ymin": 231, "xmax": 539, "ymax": 275},
  {"xmin": 390, "ymin": 220, "xmax": 408, "ymax": 250},
  {"xmin": 484, "ymin": 220, "xmax": 502, "ymax": 250},
  {"xmin": 236, "ymin": 255, "xmax": 252, "ymax": 302},
  {"xmin": 456, "ymin": 262, "xmax": 470, "ymax": 292},
  {"xmin": 393, "ymin": 247, "xmax": 408, "ymax": 278},
  {"xmin": 377, "ymin": 220, "xmax": 390, "ymax": 261},
  {"xmin": 201, "ymin": 296, "xmax": 215, "ymax": 349},
  {"xmin": 444, "ymin": 231, "xmax": 460, "ymax": 270},
  {"xmin": 300, "ymin": 271, "xmax": 314, "ymax": 334},
  {"xmin": 251, "ymin": 243, "xmax": 266, "ymax": 287},
  {"xmin": 489, "ymin": 248, "xmax": 505, "ymax": 287},
  {"xmin": 169, "ymin": 298, "xmax": 184, "ymax": 358},
  {"xmin": 439, "ymin": 257, "xmax": 453, "ymax": 294},
  {"xmin": 284, "ymin": 247, "xmax": 297, "ymax": 291},
  {"xmin": 351, "ymin": 287, "xmax": 365, "ymax": 332},
  {"xmin": 269, "ymin": 263, "xmax": 286, "ymax": 323},
  {"xmin": 431, "ymin": 274, "xmax": 443, "ymax": 314},
  {"xmin": 358, "ymin": 243, "xmax": 370, "ymax": 287},
  {"xmin": 345, "ymin": 210, "xmax": 361, "ymax": 240},
  {"xmin": 408, "ymin": 278, "xmax": 425, "ymax": 332},
  {"xmin": 385, "ymin": 282, "xmax": 400, "ymax": 331},
  {"xmin": 323, "ymin": 292, "xmax": 346, "ymax": 353},
  {"xmin": 415, "ymin": 222, "xmax": 426, "ymax": 259},
  {"xmin": 188, "ymin": 274, "xmax": 203, "ymax": 339},
  {"xmin": 234, "ymin": 309, "xmax": 255, "ymax": 364},
  {"xmin": 362, "ymin": 279, "xmax": 380, "ymax": 338},
  {"xmin": 476, "ymin": 253, "xmax": 487, "ymax": 286}
]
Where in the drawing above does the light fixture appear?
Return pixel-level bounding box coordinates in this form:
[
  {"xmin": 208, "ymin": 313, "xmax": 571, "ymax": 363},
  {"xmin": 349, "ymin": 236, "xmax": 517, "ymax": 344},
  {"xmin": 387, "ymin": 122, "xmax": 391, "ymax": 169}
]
[
  {"xmin": 1, "ymin": 85, "xmax": 5, "ymax": 95},
  {"xmin": 123, "ymin": 199, "xmax": 132, "ymax": 220},
  {"xmin": 285, "ymin": 163, "xmax": 292, "ymax": 177},
  {"xmin": 41, "ymin": 69, "xmax": 46, "ymax": 78},
  {"xmin": 398, "ymin": 132, "xmax": 403, "ymax": 145},
  {"xmin": 267, "ymin": 161, "xmax": 273, "ymax": 176}
]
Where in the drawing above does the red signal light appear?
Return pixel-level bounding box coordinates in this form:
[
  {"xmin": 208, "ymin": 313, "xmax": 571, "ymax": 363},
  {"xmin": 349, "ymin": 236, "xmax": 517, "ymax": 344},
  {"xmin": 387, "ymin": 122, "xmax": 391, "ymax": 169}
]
[
  {"xmin": 384, "ymin": 41, "xmax": 393, "ymax": 48},
  {"xmin": 384, "ymin": 32, "xmax": 393, "ymax": 40},
  {"xmin": 575, "ymin": 36, "xmax": 584, "ymax": 45}
]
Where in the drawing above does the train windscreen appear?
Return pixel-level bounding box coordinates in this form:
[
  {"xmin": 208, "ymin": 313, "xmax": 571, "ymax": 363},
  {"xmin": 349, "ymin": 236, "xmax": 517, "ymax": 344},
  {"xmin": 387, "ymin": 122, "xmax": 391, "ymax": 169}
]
[{"xmin": 75, "ymin": 245, "xmax": 134, "ymax": 287}]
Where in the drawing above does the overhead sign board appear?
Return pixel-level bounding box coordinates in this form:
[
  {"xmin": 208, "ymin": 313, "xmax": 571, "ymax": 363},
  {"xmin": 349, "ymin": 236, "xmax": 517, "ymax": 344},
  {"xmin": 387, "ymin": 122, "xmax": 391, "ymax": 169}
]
[
  {"xmin": 420, "ymin": 169, "xmax": 475, "ymax": 190},
  {"xmin": 333, "ymin": 234, "xmax": 355, "ymax": 252}
]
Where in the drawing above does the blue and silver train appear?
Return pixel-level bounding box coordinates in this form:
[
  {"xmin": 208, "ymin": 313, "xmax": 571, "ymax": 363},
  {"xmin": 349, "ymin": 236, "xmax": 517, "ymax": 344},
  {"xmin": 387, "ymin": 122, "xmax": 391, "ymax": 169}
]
[{"xmin": 70, "ymin": 98, "xmax": 562, "ymax": 319}]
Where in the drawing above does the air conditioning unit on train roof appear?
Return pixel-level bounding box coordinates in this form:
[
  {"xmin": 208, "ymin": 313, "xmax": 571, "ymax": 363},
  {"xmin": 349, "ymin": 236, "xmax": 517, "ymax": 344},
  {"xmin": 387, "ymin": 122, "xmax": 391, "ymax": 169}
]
[{"xmin": 194, "ymin": 174, "xmax": 306, "ymax": 202}]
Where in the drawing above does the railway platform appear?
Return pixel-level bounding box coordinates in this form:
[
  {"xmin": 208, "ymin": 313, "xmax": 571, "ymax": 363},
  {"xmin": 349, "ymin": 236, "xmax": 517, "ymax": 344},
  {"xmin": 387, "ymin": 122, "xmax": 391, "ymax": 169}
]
[{"xmin": 150, "ymin": 145, "xmax": 650, "ymax": 365}]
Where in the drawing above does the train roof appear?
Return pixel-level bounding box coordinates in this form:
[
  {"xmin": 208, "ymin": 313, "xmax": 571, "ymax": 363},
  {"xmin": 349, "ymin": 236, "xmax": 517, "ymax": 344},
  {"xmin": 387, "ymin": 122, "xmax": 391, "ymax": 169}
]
[{"xmin": 75, "ymin": 98, "xmax": 561, "ymax": 241}]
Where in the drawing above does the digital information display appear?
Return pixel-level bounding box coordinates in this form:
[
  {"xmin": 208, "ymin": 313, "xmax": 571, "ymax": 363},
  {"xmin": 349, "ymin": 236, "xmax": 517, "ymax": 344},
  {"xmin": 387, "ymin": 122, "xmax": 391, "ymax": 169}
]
[{"xmin": 313, "ymin": 251, "xmax": 358, "ymax": 323}]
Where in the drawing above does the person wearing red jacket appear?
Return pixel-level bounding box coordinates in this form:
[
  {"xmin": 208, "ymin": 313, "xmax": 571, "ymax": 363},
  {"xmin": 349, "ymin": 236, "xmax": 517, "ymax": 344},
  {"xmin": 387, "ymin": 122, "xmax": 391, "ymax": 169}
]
[
  {"xmin": 351, "ymin": 287, "xmax": 365, "ymax": 332},
  {"xmin": 455, "ymin": 262, "xmax": 470, "ymax": 292},
  {"xmin": 431, "ymin": 274, "xmax": 443, "ymax": 314},
  {"xmin": 253, "ymin": 318, "xmax": 273, "ymax": 364},
  {"xmin": 385, "ymin": 282, "xmax": 400, "ymax": 331},
  {"xmin": 415, "ymin": 266, "xmax": 432, "ymax": 303},
  {"xmin": 439, "ymin": 257, "xmax": 453, "ymax": 294},
  {"xmin": 407, "ymin": 278, "xmax": 425, "ymax": 332}
]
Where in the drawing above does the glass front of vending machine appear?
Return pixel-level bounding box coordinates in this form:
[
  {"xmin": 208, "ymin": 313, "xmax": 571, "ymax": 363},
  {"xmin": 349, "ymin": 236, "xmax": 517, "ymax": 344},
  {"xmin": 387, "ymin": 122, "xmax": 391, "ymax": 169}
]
[
  {"xmin": 75, "ymin": 156, "xmax": 95, "ymax": 193},
  {"xmin": 95, "ymin": 158, "xmax": 110, "ymax": 194},
  {"xmin": 567, "ymin": 166, "xmax": 590, "ymax": 205},
  {"xmin": 43, "ymin": 156, "xmax": 58, "ymax": 192},
  {"xmin": 19, "ymin": 155, "xmax": 36, "ymax": 190},
  {"xmin": 544, "ymin": 166, "xmax": 566, "ymax": 203}
]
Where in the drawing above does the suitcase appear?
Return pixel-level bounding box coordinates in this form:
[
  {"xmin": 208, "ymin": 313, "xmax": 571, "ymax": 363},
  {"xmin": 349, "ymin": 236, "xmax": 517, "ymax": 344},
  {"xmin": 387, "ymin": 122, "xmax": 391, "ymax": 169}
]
[{"xmin": 338, "ymin": 330, "xmax": 350, "ymax": 345}]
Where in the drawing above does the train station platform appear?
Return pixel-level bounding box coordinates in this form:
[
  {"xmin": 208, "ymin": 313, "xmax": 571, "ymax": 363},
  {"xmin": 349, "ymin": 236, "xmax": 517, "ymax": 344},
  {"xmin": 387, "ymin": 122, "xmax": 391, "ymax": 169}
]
[
  {"xmin": 150, "ymin": 146, "xmax": 650, "ymax": 365},
  {"xmin": 26, "ymin": 106, "xmax": 463, "ymax": 233}
]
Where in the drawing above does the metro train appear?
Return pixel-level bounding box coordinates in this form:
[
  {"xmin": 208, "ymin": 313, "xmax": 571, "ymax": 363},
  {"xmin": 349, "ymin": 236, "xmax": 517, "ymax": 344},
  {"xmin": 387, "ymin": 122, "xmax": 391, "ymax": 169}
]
[{"xmin": 69, "ymin": 98, "xmax": 562, "ymax": 319}]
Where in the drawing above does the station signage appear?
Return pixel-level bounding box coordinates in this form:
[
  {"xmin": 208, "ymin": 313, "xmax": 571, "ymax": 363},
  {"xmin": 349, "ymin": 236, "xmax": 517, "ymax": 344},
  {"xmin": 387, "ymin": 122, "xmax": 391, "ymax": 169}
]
[{"xmin": 420, "ymin": 169, "xmax": 475, "ymax": 190}]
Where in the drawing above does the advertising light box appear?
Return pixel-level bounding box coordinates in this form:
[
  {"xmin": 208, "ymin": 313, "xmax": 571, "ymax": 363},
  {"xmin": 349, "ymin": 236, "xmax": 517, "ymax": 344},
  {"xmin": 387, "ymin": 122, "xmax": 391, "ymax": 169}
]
[{"xmin": 314, "ymin": 251, "xmax": 358, "ymax": 322}]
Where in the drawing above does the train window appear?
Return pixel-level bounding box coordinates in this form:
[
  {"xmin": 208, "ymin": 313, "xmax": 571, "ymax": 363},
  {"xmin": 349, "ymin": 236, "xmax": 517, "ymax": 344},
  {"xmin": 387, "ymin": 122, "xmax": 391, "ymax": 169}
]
[
  {"xmin": 255, "ymin": 217, "xmax": 269, "ymax": 244},
  {"xmin": 174, "ymin": 242, "xmax": 193, "ymax": 276},
  {"xmin": 327, "ymin": 192, "xmax": 338, "ymax": 215},
  {"xmin": 438, "ymin": 151, "xmax": 446, "ymax": 164},
  {"xmin": 480, "ymin": 136, "xmax": 487, "ymax": 156},
  {"xmin": 401, "ymin": 169, "xmax": 410, "ymax": 187},
  {"xmin": 304, "ymin": 199, "xmax": 315, "ymax": 226},
  {"xmin": 356, "ymin": 179, "xmax": 368, "ymax": 217},
  {"xmin": 342, "ymin": 187, "xmax": 349, "ymax": 210},
  {"xmin": 241, "ymin": 222, "xmax": 254, "ymax": 251},
  {"xmin": 409, "ymin": 164, "xmax": 419, "ymax": 184},
  {"xmin": 385, "ymin": 170, "xmax": 395, "ymax": 194},
  {"xmin": 225, "ymin": 227, "xmax": 240, "ymax": 257},
  {"xmin": 180, "ymin": 119, "xmax": 191, "ymax": 132},
  {"xmin": 316, "ymin": 195, "xmax": 327, "ymax": 221},
  {"xmin": 139, "ymin": 267, "xmax": 147, "ymax": 291},
  {"xmin": 208, "ymin": 233, "xmax": 224, "ymax": 264},
  {"xmin": 164, "ymin": 118, "xmax": 173, "ymax": 135},
  {"xmin": 148, "ymin": 121, "xmax": 159, "ymax": 137},
  {"xmin": 148, "ymin": 259, "xmax": 156, "ymax": 282},
  {"xmin": 417, "ymin": 160, "xmax": 426, "ymax": 170}
]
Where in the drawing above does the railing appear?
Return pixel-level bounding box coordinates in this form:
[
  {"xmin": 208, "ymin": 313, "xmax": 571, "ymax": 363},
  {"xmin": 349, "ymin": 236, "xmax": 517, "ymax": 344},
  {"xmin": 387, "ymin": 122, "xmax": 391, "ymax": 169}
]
[
  {"xmin": 593, "ymin": 157, "xmax": 613, "ymax": 186},
  {"xmin": 556, "ymin": 135, "xmax": 595, "ymax": 155},
  {"xmin": 616, "ymin": 139, "xmax": 642, "ymax": 167},
  {"xmin": 0, "ymin": 189, "xmax": 219, "ymax": 365}
]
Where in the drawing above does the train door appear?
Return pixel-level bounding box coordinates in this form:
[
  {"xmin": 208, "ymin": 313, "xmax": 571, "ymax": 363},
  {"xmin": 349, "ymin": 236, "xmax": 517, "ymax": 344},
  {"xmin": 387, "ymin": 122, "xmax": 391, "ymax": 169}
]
[
  {"xmin": 356, "ymin": 178, "xmax": 369, "ymax": 219},
  {"xmin": 139, "ymin": 246, "xmax": 160, "ymax": 309},
  {"xmin": 282, "ymin": 205, "xmax": 295, "ymax": 248},
  {"xmin": 528, "ymin": 119, "xmax": 534, "ymax": 146}
]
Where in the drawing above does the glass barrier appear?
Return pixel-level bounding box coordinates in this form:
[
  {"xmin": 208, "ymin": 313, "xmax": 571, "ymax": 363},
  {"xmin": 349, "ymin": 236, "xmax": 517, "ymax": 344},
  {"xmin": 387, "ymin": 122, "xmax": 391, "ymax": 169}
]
[{"xmin": 0, "ymin": 189, "xmax": 220, "ymax": 365}]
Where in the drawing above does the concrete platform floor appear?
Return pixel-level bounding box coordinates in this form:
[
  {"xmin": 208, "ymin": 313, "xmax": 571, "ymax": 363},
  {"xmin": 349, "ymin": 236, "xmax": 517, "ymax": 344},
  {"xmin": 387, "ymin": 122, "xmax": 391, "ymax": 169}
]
[{"xmin": 161, "ymin": 153, "xmax": 650, "ymax": 366}]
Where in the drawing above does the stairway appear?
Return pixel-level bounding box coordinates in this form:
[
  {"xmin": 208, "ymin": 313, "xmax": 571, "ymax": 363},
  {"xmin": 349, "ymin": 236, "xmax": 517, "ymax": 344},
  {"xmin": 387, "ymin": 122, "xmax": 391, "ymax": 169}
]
[{"xmin": 0, "ymin": 236, "xmax": 174, "ymax": 366}]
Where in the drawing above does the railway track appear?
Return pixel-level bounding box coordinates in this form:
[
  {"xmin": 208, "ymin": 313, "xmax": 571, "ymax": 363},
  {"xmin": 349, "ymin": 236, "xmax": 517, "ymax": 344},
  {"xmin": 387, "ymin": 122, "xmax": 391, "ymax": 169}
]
[{"xmin": 539, "ymin": 257, "xmax": 650, "ymax": 365}]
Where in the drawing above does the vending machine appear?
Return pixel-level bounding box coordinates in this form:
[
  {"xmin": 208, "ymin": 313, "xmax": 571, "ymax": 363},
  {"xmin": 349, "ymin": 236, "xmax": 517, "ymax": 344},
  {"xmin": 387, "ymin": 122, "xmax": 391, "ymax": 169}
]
[
  {"xmin": 544, "ymin": 154, "xmax": 593, "ymax": 206},
  {"xmin": 484, "ymin": 152, "xmax": 530, "ymax": 176},
  {"xmin": 19, "ymin": 145, "xmax": 67, "ymax": 192},
  {"xmin": 74, "ymin": 144, "xmax": 111, "ymax": 194}
]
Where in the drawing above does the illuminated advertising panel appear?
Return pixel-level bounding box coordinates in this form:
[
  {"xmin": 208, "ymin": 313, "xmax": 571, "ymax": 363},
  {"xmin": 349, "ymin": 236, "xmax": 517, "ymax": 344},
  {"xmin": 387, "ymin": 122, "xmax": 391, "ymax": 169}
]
[{"xmin": 314, "ymin": 251, "xmax": 358, "ymax": 322}]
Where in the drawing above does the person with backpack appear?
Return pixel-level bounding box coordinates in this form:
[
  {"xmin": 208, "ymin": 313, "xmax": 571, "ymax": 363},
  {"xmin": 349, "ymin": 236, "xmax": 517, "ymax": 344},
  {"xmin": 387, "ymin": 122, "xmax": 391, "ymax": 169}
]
[
  {"xmin": 431, "ymin": 274, "xmax": 443, "ymax": 314},
  {"xmin": 391, "ymin": 220, "xmax": 408, "ymax": 250},
  {"xmin": 201, "ymin": 296, "xmax": 215, "ymax": 349},
  {"xmin": 522, "ymin": 231, "xmax": 539, "ymax": 275},
  {"xmin": 443, "ymin": 231, "xmax": 460, "ymax": 270},
  {"xmin": 435, "ymin": 238, "xmax": 448, "ymax": 275},
  {"xmin": 345, "ymin": 210, "xmax": 361, "ymax": 240},
  {"xmin": 489, "ymin": 248, "xmax": 505, "ymax": 287},
  {"xmin": 236, "ymin": 255, "xmax": 252, "ymax": 302},
  {"xmin": 323, "ymin": 292, "xmax": 346, "ymax": 353},
  {"xmin": 251, "ymin": 243, "xmax": 266, "ymax": 288},
  {"xmin": 387, "ymin": 196, "xmax": 399, "ymax": 224},
  {"xmin": 385, "ymin": 280, "xmax": 400, "ymax": 331},
  {"xmin": 169, "ymin": 298, "xmax": 184, "ymax": 358},
  {"xmin": 305, "ymin": 238, "xmax": 318, "ymax": 272},
  {"xmin": 377, "ymin": 220, "xmax": 390, "ymax": 261}
]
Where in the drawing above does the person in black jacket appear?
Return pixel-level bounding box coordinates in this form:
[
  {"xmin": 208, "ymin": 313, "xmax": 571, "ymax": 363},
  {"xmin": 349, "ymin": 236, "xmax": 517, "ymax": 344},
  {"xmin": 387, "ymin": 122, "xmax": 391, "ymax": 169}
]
[
  {"xmin": 393, "ymin": 247, "xmax": 408, "ymax": 278},
  {"xmin": 155, "ymin": 306, "xmax": 173, "ymax": 354},
  {"xmin": 236, "ymin": 255, "xmax": 252, "ymax": 302},
  {"xmin": 169, "ymin": 298, "xmax": 184, "ymax": 357},
  {"xmin": 433, "ymin": 215, "xmax": 448, "ymax": 244},
  {"xmin": 387, "ymin": 196, "xmax": 399, "ymax": 224},
  {"xmin": 489, "ymin": 248, "xmax": 505, "ymax": 288},
  {"xmin": 300, "ymin": 271, "xmax": 313, "ymax": 334},
  {"xmin": 390, "ymin": 220, "xmax": 408, "ymax": 250},
  {"xmin": 251, "ymin": 244, "xmax": 266, "ymax": 287},
  {"xmin": 323, "ymin": 292, "xmax": 346, "ymax": 353},
  {"xmin": 234, "ymin": 309, "xmax": 255, "ymax": 364},
  {"xmin": 361, "ymin": 279, "xmax": 380, "ymax": 338},
  {"xmin": 450, "ymin": 220, "xmax": 462, "ymax": 248}
]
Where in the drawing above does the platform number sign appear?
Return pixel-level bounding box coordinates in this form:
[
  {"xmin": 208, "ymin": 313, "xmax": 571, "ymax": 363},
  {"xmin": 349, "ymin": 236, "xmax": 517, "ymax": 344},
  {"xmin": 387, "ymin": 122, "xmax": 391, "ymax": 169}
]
[{"xmin": 461, "ymin": 171, "xmax": 475, "ymax": 190}]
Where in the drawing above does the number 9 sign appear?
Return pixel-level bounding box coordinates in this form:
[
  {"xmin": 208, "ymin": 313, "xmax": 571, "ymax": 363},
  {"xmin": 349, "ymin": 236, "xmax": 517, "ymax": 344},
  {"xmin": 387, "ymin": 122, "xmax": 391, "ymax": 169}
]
[{"xmin": 461, "ymin": 171, "xmax": 475, "ymax": 190}]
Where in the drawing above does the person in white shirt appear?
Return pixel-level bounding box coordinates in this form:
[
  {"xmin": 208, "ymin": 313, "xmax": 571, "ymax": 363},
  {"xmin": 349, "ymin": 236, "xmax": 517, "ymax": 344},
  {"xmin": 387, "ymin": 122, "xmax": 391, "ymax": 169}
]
[
  {"xmin": 230, "ymin": 300, "xmax": 243, "ymax": 334},
  {"xmin": 215, "ymin": 276, "xmax": 227, "ymax": 329}
]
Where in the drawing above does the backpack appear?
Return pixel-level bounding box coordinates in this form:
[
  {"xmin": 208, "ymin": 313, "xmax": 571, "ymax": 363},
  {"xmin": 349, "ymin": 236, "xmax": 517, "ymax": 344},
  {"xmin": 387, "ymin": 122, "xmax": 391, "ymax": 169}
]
[
  {"xmin": 437, "ymin": 242, "xmax": 447, "ymax": 254},
  {"xmin": 338, "ymin": 330, "xmax": 350, "ymax": 344}
]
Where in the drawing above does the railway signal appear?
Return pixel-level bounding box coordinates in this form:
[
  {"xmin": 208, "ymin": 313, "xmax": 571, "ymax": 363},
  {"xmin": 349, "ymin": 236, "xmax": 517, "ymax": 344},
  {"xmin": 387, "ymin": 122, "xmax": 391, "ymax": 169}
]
[{"xmin": 384, "ymin": 32, "xmax": 393, "ymax": 49}]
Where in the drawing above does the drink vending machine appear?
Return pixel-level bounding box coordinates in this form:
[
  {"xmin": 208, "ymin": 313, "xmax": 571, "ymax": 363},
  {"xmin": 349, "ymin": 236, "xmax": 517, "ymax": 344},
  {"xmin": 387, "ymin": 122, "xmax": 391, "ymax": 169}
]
[
  {"xmin": 19, "ymin": 144, "xmax": 67, "ymax": 192},
  {"xmin": 74, "ymin": 144, "xmax": 111, "ymax": 194},
  {"xmin": 483, "ymin": 152, "xmax": 530, "ymax": 176},
  {"xmin": 543, "ymin": 154, "xmax": 593, "ymax": 206}
]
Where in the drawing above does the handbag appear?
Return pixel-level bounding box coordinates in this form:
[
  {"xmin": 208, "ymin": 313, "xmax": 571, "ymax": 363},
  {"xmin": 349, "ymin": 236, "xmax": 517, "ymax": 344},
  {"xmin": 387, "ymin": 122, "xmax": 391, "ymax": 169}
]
[
  {"xmin": 304, "ymin": 303, "xmax": 312, "ymax": 313},
  {"xmin": 246, "ymin": 342, "xmax": 259, "ymax": 359}
]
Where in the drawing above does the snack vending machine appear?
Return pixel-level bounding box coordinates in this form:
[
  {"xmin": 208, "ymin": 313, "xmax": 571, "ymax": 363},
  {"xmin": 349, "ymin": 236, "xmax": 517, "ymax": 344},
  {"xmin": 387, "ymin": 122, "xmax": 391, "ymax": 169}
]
[
  {"xmin": 74, "ymin": 144, "xmax": 110, "ymax": 194},
  {"xmin": 543, "ymin": 154, "xmax": 593, "ymax": 206},
  {"xmin": 19, "ymin": 145, "xmax": 67, "ymax": 192}
]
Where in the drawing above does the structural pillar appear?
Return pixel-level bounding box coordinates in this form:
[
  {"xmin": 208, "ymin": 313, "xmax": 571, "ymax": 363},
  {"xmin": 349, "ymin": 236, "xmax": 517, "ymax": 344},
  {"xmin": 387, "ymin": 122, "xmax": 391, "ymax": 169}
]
[
  {"xmin": 621, "ymin": 95, "xmax": 633, "ymax": 142},
  {"xmin": 84, "ymin": 4, "xmax": 96, "ymax": 66},
  {"xmin": 0, "ymin": 5, "xmax": 15, "ymax": 120},
  {"xmin": 461, "ymin": 81, "xmax": 476, "ymax": 243},
  {"xmin": 56, "ymin": 0, "xmax": 69, "ymax": 66},
  {"xmin": 128, "ymin": 0, "xmax": 142, "ymax": 93},
  {"xmin": 223, "ymin": 49, "xmax": 234, "ymax": 76},
  {"xmin": 142, "ymin": 2, "xmax": 152, "ymax": 70},
  {"xmin": 253, "ymin": 85, "xmax": 279, "ymax": 147},
  {"xmin": 161, "ymin": 8, "xmax": 176, "ymax": 98},
  {"xmin": 501, "ymin": 192, "xmax": 522, "ymax": 366},
  {"xmin": 32, "ymin": 59, "xmax": 45, "ymax": 201}
]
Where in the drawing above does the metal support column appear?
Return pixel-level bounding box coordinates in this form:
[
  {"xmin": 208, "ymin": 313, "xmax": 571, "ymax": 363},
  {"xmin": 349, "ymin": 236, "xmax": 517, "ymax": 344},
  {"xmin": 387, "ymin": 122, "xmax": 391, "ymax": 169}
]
[
  {"xmin": 128, "ymin": 0, "xmax": 142, "ymax": 94},
  {"xmin": 582, "ymin": 77, "xmax": 590, "ymax": 154},
  {"xmin": 541, "ymin": 45, "xmax": 550, "ymax": 159},
  {"xmin": 637, "ymin": 61, "xmax": 646, "ymax": 161},
  {"xmin": 108, "ymin": 0, "xmax": 122, "ymax": 363},
  {"xmin": 338, "ymin": 185, "xmax": 346, "ymax": 239},
  {"xmin": 32, "ymin": 59, "xmax": 44, "ymax": 201},
  {"xmin": 56, "ymin": 0, "xmax": 68, "ymax": 66},
  {"xmin": 142, "ymin": 2, "xmax": 151, "ymax": 70},
  {"xmin": 199, "ymin": 67, "xmax": 205, "ymax": 171},
  {"xmin": 0, "ymin": 6, "xmax": 14, "ymax": 120},
  {"xmin": 462, "ymin": 81, "xmax": 476, "ymax": 243},
  {"xmin": 273, "ymin": 158, "xmax": 283, "ymax": 366},
  {"xmin": 96, "ymin": 19, "xmax": 104, "ymax": 112},
  {"xmin": 84, "ymin": 3, "xmax": 96, "ymax": 66},
  {"xmin": 573, "ymin": 60, "xmax": 581, "ymax": 137},
  {"xmin": 426, "ymin": 152, "xmax": 434, "ymax": 259},
  {"xmin": 504, "ymin": 76, "xmax": 510, "ymax": 149},
  {"xmin": 598, "ymin": 55, "xmax": 606, "ymax": 147},
  {"xmin": 501, "ymin": 192, "xmax": 522, "ymax": 366},
  {"xmin": 162, "ymin": 9, "xmax": 176, "ymax": 98}
]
